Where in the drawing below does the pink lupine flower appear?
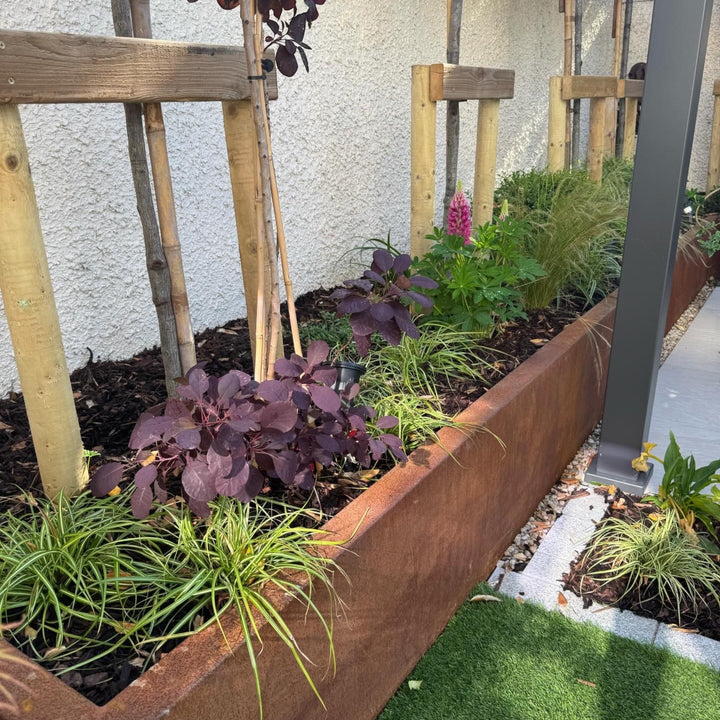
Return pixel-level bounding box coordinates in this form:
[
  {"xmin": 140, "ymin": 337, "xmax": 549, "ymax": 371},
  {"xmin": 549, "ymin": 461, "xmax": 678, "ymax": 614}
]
[{"xmin": 448, "ymin": 182, "xmax": 472, "ymax": 245}]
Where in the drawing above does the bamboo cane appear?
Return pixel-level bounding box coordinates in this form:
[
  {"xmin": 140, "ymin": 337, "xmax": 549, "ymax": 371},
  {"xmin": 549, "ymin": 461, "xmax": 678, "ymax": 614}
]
[
  {"xmin": 111, "ymin": 0, "xmax": 181, "ymax": 398},
  {"xmin": 130, "ymin": 0, "xmax": 196, "ymax": 375},
  {"xmin": 0, "ymin": 105, "xmax": 87, "ymax": 498},
  {"xmin": 250, "ymin": 13, "xmax": 300, "ymax": 361},
  {"xmin": 239, "ymin": 0, "xmax": 281, "ymax": 379},
  {"xmin": 252, "ymin": 12, "xmax": 284, "ymax": 374}
]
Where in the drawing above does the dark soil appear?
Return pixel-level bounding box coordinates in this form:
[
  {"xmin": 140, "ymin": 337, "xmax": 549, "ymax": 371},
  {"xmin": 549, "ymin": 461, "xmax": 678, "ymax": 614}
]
[
  {"xmin": 563, "ymin": 489, "xmax": 720, "ymax": 641},
  {"xmin": 0, "ymin": 286, "xmax": 589, "ymax": 705}
]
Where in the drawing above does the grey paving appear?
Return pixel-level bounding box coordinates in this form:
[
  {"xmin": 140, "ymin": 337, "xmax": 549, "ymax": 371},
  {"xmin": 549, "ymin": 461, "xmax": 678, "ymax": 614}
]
[
  {"xmin": 647, "ymin": 287, "xmax": 720, "ymax": 483},
  {"xmin": 493, "ymin": 489, "xmax": 720, "ymax": 672}
]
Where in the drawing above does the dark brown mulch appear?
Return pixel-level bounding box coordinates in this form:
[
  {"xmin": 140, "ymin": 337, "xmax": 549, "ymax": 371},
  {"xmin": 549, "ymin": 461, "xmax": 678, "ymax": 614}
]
[
  {"xmin": 0, "ymin": 289, "xmax": 586, "ymax": 515},
  {"xmin": 563, "ymin": 489, "xmax": 720, "ymax": 641}
]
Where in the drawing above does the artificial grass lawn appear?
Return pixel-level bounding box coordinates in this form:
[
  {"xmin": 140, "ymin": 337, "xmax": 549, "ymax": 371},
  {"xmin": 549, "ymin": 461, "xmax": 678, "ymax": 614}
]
[{"xmin": 379, "ymin": 585, "xmax": 720, "ymax": 720}]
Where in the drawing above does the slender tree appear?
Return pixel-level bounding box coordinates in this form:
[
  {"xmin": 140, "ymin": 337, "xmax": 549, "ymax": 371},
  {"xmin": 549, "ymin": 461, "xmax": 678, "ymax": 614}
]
[
  {"xmin": 571, "ymin": 0, "xmax": 583, "ymax": 166},
  {"xmin": 443, "ymin": 0, "xmax": 463, "ymax": 225},
  {"xmin": 616, "ymin": 0, "xmax": 634, "ymax": 158},
  {"xmin": 111, "ymin": 0, "xmax": 182, "ymax": 397}
]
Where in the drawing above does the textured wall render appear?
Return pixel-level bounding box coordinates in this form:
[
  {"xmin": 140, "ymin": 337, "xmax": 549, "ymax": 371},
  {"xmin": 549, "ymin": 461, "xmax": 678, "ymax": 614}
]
[{"xmin": 1, "ymin": 1, "xmax": 708, "ymax": 396}]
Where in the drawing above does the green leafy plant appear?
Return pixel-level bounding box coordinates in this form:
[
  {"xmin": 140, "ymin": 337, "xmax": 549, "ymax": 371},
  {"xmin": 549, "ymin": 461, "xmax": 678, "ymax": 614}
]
[
  {"xmin": 413, "ymin": 220, "xmax": 544, "ymax": 333},
  {"xmin": 0, "ymin": 492, "xmax": 344, "ymax": 717},
  {"xmin": 584, "ymin": 509, "xmax": 720, "ymax": 622},
  {"xmin": 632, "ymin": 434, "xmax": 720, "ymax": 538}
]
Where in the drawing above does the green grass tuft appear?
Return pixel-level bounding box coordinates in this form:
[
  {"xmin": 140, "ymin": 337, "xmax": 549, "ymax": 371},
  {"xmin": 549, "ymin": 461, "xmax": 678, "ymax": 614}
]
[{"xmin": 380, "ymin": 585, "xmax": 720, "ymax": 720}]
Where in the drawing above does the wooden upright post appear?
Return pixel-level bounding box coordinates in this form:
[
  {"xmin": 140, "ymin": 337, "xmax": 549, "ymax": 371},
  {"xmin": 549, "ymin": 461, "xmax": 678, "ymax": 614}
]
[
  {"xmin": 707, "ymin": 85, "xmax": 720, "ymax": 189},
  {"xmin": 410, "ymin": 65, "xmax": 437, "ymax": 258},
  {"xmin": 0, "ymin": 105, "xmax": 87, "ymax": 498},
  {"xmin": 623, "ymin": 96, "xmax": 639, "ymax": 160},
  {"xmin": 588, "ymin": 97, "xmax": 606, "ymax": 182},
  {"xmin": 548, "ymin": 76, "xmax": 566, "ymax": 171},
  {"xmin": 473, "ymin": 99, "xmax": 500, "ymax": 225}
]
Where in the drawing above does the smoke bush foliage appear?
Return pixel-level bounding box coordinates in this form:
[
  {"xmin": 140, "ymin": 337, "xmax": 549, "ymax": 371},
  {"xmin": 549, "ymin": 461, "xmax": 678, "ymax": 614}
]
[
  {"xmin": 192, "ymin": 0, "xmax": 327, "ymax": 76},
  {"xmin": 330, "ymin": 249, "xmax": 437, "ymax": 356},
  {"xmin": 91, "ymin": 341, "xmax": 405, "ymax": 517}
]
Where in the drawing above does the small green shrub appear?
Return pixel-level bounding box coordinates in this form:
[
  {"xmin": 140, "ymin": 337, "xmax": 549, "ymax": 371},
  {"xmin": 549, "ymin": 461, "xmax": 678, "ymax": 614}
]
[
  {"xmin": 413, "ymin": 221, "xmax": 544, "ymax": 333},
  {"xmin": 585, "ymin": 509, "xmax": 720, "ymax": 621},
  {"xmin": 634, "ymin": 433, "xmax": 720, "ymax": 539}
]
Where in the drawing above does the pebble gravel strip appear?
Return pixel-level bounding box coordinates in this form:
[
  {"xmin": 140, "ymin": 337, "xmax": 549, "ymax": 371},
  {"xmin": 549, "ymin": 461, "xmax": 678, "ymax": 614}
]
[{"xmin": 493, "ymin": 280, "xmax": 717, "ymax": 578}]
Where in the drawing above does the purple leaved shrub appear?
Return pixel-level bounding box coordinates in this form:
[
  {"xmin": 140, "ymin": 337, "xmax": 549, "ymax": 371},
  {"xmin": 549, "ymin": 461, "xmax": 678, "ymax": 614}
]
[
  {"xmin": 330, "ymin": 249, "xmax": 437, "ymax": 355},
  {"xmin": 91, "ymin": 341, "xmax": 405, "ymax": 518}
]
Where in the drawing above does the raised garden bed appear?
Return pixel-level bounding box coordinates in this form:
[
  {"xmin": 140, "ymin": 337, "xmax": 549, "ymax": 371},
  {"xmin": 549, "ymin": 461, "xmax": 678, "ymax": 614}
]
[{"xmin": 4, "ymin": 245, "xmax": 719, "ymax": 720}]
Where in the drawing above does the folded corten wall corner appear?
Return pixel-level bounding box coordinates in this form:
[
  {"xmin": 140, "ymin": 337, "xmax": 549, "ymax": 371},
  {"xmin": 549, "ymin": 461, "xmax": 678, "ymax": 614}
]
[
  {"xmin": 3, "ymin": 248, "xmax": 707, "ymax": 720},
  {"xmin": 665, "ymin": 235, "xmax": 720, "ymax": 334}
]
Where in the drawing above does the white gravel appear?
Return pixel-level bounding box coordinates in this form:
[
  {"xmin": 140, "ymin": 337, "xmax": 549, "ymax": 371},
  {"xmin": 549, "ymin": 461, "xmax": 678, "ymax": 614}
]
[{"xmin": 495, "ymin": 280, "xmax": 717, "ymax": 576}]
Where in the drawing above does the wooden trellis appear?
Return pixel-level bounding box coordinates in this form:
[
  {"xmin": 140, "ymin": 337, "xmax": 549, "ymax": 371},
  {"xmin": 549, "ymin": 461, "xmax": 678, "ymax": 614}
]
[
  {"xmin": 548, "ymin": 75, "xmax": 644, "ymax": 181},
  {"xmin": 0, "ymin": 24, "xmax": 278, "ymax": 497},
  {"xmin": 410, "ymin": 63, "xmax": 515, "ymax": 258}
]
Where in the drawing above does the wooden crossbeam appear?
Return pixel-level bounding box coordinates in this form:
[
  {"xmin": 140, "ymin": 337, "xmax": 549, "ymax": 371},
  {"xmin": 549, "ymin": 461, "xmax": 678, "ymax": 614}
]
[
  {"xmin": 618, "ymin": 79, "xmax": 644, "ymax": 99},
  {"xmin": 561, "ymin": 75, "xmax": 617, "ymax": 100},
  {"xmin": 429, "ymin": 63, "xmax": 515, "ymax": 102},
  {"xmin": 0, "ymin": 30, "xmax": 278, "ymax": 104}
]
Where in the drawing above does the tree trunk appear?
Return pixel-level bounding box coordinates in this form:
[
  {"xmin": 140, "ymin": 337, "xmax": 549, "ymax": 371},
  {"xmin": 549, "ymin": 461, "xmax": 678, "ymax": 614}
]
[
  {"xmin": 616, "ymin": 0, "xmax": 634, "ymax": 158},
  {"xmin": 572, "ymin": 0, "xmax": 583, "ymax": 166},
  {"xmin": 443, "ymin": 0, "xmax": 463, "ymax": 225},
  {"xmin": 129, "ymin": 0, "xmax": 196, "ymax": 375},
  {"xmin": 111, "ymin": 0, "xmax": 181, "ymax": 397}
]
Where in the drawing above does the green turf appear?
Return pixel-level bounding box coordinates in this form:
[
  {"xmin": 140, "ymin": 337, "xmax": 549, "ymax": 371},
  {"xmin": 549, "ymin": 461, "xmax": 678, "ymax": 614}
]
[{"xmin": 379, "ymin": 585, "xmax": 720, "ymax": 720}]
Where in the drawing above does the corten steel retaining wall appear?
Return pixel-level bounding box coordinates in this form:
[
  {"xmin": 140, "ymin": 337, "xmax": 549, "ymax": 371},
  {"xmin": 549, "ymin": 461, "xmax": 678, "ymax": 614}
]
[{"xmin": 4, "ymin": 247, "xmax": 717, "ymax": 720}]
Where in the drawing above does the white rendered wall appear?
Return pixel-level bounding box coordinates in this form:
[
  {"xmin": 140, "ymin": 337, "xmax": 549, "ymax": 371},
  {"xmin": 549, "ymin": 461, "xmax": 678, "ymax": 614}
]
[
  {"xmin": 628, "ymin": 0, "xmax": 720, "ymax": 191},
  {"xmin": 0, "ymin": 1, "xmax": 628, "ymax": 394}
]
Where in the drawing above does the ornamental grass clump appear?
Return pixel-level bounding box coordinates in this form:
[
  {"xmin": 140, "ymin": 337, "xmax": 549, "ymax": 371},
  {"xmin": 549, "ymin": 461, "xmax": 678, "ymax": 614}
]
[
  {"xmin": 585, "ymin": 509, "xmax": 720, "ymax": 622},
  {"xmin": 0, "ymin": 491, "xmax": 344, "ymax": 716}
]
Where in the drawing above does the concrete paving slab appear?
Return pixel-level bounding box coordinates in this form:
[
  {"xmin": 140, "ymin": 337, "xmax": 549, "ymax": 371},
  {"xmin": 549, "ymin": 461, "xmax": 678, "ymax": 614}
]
[
  {"xmin": 654, "ymin": 623, "xmax": 720, "ymax": 671},
  {"xmin": 498, "ymin": 572, "xmax": 659, "ymax": 644},
  {"xmin": 521, "ymin": 512, "xmax": 597, "ymax": 584}
]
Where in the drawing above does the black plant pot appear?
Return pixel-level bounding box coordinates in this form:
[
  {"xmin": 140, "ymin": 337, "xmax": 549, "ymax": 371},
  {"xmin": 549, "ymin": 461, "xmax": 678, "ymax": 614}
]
[{"xmin": 329, "ymin": 361, "xmax": 366, "ymax": 394}]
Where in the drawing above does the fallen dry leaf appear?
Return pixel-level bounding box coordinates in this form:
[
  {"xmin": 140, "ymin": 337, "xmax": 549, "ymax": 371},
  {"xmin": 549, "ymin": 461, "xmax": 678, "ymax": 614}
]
[
  {"xmin": 515, "ymin": 596, "xmax": 525, "ymax": 604},
  {"xmin": 612, "ymin": 498, "xmax": 627, "ymax": 511},
  {"xmin": 0, "ymin": 421, "xmax": 12, "ymax": 431},
  {"xmin": 669, "ymin": 625, "xmax": 700, "ymax": 634},
  {"xmin": 561, "ymin": 477, "xmax": 580, "ymax": 486},
  {"xmin": 530, "ymin": 338, "xmax": 547, "ymax": 346},
  {"xmin": 577, "ymin": 679, "xmax": 597, "ymax": 688},
  {"xmin": 470, "ymin": 594, "xmax": 502, "ymax": 603},
  {"xmin": 43, "ymin": 646, "xmax": 66, "ymax": 660},
  {"xmin": 557, "ymin": 592, "xmax": 568, "ymax": 606}
]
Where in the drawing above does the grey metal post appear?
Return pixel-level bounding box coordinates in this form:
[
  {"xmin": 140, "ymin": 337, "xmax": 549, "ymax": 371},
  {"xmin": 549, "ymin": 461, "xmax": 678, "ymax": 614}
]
[{"xmin": 585, "ymin": 0, "xmax": 713, "ymax": 493}]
